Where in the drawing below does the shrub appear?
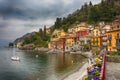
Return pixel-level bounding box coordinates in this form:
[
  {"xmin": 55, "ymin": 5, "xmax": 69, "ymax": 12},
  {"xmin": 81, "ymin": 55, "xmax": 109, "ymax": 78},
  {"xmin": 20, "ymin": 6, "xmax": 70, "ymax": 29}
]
[{"xmin": 111, "ymin": 51, "xmax": 120, "ymax": 56}]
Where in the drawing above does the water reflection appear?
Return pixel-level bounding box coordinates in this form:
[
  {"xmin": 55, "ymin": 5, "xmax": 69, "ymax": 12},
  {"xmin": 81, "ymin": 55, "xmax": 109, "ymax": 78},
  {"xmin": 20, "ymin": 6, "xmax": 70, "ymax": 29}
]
[
  {"xmin": 0, "ymin": 48, "xmax": 86, "ymax": 80},
  {"xmin": 55, "ymin": 53, "xmax": 85, "ymax": 76}
]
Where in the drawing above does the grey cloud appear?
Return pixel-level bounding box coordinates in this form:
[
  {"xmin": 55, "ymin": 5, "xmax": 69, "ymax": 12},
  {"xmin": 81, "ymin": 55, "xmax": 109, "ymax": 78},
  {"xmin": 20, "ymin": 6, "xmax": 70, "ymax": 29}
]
[
  {"xmin": 0, "ymin": 0, "xmax": 101, "ymax": 20},
  {"xmin": 0, "ymin": 0, "xmax": 101, "ymax": 45}
]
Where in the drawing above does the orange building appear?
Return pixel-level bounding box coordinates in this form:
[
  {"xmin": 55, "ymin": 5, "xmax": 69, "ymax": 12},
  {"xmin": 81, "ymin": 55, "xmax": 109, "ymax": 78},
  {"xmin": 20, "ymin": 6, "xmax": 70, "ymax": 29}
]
[{"xmin": 107, "ymin": 20, "xmax": 120, "ymax": 51}]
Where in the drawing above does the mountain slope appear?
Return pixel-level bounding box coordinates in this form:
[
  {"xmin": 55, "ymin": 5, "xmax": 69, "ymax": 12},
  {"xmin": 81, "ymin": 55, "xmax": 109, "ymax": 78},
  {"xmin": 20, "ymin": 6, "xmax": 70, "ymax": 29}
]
[
  {"xmin": 52, "ymin": 0, "xmax": 120, "ymax": 32},
  {"xmin": 14, "ymin": 32, "xmax": 36, "ymax": 44}
]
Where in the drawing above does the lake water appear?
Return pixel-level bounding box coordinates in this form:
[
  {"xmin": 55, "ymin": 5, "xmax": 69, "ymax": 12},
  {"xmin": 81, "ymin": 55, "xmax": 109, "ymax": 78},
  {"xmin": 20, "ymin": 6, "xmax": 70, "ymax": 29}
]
[{"xmin": 0, "ymin": 48, "xmax": 86, "ymax": 80}]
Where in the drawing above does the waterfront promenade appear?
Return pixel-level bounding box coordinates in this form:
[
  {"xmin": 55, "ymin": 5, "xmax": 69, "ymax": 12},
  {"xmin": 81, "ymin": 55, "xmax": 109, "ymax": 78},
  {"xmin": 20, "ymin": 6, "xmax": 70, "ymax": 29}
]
[
  {"xmin": 63, "ymin": 49, "xmax": 107, "ymax": 80},
  {"xmin": 106, "ymin": 62, "xmax": 120, "ymax": 80}
]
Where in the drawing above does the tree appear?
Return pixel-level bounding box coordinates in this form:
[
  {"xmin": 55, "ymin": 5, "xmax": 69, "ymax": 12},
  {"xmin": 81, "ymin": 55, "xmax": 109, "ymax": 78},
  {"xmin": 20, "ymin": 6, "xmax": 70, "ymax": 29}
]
[
  {"xmin": 44, "ymin": 25, "xmax": 46, "ymax": 36},
  {"xmin": 83, "ymin": 44, "xmax": 89, "ymax": 51},
  {"xmin": 39, "ymin": 28, "xmax": 43, "ymax": 38},
  {"xmin": 54, "ymin": 18, "xmax": 62, "ymax": 29},
  {"xmin": 9, "ymin": 42, "xmax": 13, "ymax": 47},
  {"xmin": 89, "ymin": 1, "xmax": 93, "ymax": 7}
]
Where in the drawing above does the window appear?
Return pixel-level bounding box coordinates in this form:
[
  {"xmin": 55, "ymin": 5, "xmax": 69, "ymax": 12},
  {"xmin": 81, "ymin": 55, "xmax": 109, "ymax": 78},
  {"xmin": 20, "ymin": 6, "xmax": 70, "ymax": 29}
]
[
  {"xmin": 110, "ymin": 34, "xmax": 112, "ymax": 39},
  {"xmin": 109, "ymin": 40, "xmax": 112, "ymax": 46},
  {"xmin": 117, "ymin": 25, "xmax": 119, "ymax": 28},
  {"xmin": 96, "ymin": 31, "xmax": 98, "ymax": 34},
  {"xmin": 117, "ymin": 33, "xmax": 119, "ymax": 39},
  {"xmin": 52, "ymin": 35, "xmax": 56, "ymax": 38}
]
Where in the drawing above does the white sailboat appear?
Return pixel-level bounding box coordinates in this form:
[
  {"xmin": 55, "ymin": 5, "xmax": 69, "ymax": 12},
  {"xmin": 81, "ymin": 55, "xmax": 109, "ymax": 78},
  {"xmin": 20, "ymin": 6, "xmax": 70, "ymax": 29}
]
[
  {"xmin": 11, "ymin": 44, "xmax": 20, "ymax": 61},
  {"xmin": 11, "ymin": 56, "xmax": 20, "ymax": 61}
]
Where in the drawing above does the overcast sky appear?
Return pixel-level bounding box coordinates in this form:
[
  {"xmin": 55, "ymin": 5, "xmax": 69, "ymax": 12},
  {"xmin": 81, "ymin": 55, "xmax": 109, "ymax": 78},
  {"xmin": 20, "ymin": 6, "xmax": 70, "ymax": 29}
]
[{"xmin": 0, "ymin": 0, "xmax": 101, "ymax": 46}]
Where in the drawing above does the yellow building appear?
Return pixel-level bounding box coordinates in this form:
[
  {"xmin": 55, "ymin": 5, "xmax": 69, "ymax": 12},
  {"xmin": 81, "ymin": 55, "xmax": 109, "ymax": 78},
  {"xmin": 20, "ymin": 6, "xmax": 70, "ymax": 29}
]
[
  {"xmin": 50, "ymin": 29, "xmax": 66, "ymax": 41},
  {"xmin": 65, "ymin": 34, "xmax": 75, "ymax": 51},
  {"xmin": 68, "ymin": 22, "xmax": 87, "ymax": 33},
  {"xmin": 65, "ymin": 34, "xmax": 75, "ymax": 47},
  {"xmin": 107, "ymin": 30, "xmax": 120, "ymax": 51},
  {"xmin": 75, "ymin": 26, "xmax": 87, "ymax": 32},
  {"xmin": 91, "ymin": 36, "xmax": 101, "ymax": 47},
  {"xmin": 16, "ymin": 41, "xmax": 22, "ymax": 48},
  {"xmin": 49, "ymin": 29, "xmax": 66, "ymax": 49},
  {"xmin": 91, "ymin": 27, "xmax": 101, "ymax": 49},
  {"xmin": 107, "ymin": 20, "xmax": 120, "ymax": 51},
  {"xmin": 107, "ymin": 29, "xmax": 120, "ymax": 51},
  {"xmin": 93, "ymin": 27, "xmax": 100, "ymax": 36},
  {"xmin": 75, "ymin": 22, "xmax": 87, "ymax": 32}
]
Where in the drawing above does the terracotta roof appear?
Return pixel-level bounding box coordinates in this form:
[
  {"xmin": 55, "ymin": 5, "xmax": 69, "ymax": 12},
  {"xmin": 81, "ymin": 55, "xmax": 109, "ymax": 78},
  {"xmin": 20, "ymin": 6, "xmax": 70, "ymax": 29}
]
[
  {"xmin": 76, "ymin": 29, "xmax": 88, "ymax": 33},
  {"xmin": 112, "ymin": 20, "xmax": 120, "ymax": 25},
  {"xmin": 66, "ymin": 34, "xmax": 75, "ymax": 39},
  {"xmin": 77, "ymin": 22, "xmax": 87, "ymax": 26},
  {"xmin": 106, "ymin": 29, "xmax": 120, "ymax": 33}
]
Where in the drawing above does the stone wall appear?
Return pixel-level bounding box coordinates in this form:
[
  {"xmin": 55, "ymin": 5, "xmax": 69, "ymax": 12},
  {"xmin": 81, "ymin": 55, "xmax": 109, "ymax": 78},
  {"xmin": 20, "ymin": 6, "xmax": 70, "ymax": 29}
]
[{"xmin": 107, "ymin": 56, "xmax": 120, "ymax": 63}]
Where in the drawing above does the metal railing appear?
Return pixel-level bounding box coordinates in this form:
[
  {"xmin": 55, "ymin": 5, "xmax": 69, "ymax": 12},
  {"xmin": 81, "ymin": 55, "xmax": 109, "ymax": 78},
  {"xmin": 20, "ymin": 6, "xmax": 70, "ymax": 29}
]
[{"xmin": 100, "ymin": 51, "xmax": 107, "ymax": 80}]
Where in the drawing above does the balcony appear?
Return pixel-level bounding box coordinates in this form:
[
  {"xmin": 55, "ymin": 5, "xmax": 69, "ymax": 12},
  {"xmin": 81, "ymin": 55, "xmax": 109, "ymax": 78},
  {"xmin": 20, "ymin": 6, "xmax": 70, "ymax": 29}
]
[
  {"xmin": 102, "ymin": 37, "xmax": 107, "ymax": 41},
  {"xmin": 80, "ymin": 38, "xmax": 91, "ymax": 41},
  {"xmin": 80, "ymin": 38, "xmax": 84, "ymax": 41}
]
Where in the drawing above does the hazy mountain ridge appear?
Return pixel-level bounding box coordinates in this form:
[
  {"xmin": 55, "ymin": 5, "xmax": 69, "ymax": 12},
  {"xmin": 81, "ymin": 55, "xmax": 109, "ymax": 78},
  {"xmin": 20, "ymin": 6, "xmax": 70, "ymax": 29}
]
[{"xmin": 14, "ymin": 32, "xmax": 36, "ymax": 44}]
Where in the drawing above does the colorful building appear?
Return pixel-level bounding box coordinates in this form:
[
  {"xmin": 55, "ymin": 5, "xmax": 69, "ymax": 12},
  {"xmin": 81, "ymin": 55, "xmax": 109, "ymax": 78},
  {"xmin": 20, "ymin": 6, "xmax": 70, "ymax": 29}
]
[
  {"xmin": 50, "ymin": 29, "xmax": 66, "ymax": 41},
  {"xmin": 91, "ymin": 27, "xmax": 101, "ymax": 49},
  {"xmin": 100, "ymin": 34, "xmax": 107, "ymax": 49},
  {"xmin": 75, "ymin": 22, "xmax": 87, "ymax": 32},
  {"xmin": 93, "ymin": 27, "xmax": 100, "ymax": 36},
  {"xmin": 91, "ymin": 36, "xmax": 101, "ymax": 49},
  {"xmin": 48, "ymin": 29, "xmax": 66, "ymax": 49},
  {"xmin": 79, "ymin": 35, "xmax": 91, "ymax": 50},
  {"xmin": 16, "ymin": 41, "xmax": 22, "ymax": 48},
  {"xmin": 65, "ymin": 34, "xmax": 76, "ymax": 51},
  {"xmin": 68, "ymin": 22, "xmax": 87, "ymax": 33},
  {"xmin": 76, "ymin": 29, "xmax": 89, "ymax": 41},
  {"xmin": 107, "ymin": 20, "xmax": 120, "ymax": 51}
]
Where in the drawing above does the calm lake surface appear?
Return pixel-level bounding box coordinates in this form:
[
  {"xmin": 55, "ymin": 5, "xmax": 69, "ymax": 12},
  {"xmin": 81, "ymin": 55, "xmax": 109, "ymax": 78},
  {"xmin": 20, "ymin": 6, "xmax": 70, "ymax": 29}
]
[{"xmin": 0, "ymin": 48, "xmax": 86, "ymax": 80}]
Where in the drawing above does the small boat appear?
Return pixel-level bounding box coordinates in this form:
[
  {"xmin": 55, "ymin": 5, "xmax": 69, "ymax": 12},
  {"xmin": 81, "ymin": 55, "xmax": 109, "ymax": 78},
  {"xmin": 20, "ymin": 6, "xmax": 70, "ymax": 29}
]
[
  {"xmin": 11, "ymin": 56, "xmax": 20, "ymax": 61},
  {"xmin": 11, "ymin": 44, "xmax": 20, "ymax": 61}
]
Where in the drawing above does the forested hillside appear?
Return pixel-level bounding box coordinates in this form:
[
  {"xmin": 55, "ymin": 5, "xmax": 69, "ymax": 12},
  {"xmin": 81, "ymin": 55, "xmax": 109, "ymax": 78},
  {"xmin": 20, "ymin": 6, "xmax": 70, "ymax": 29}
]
[{"xmin": 52, "ymin": 0, "xmax": 120, "ymax": 32}]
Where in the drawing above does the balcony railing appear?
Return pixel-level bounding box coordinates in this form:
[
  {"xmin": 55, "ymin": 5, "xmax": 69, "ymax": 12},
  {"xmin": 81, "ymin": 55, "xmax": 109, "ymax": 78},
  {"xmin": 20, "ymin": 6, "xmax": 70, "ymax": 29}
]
[
  {"xmin": 80, "ymin": 38, "xmax": 90, "ymax": 41},
  {"xmin": 102, "ymin": 37, "xmax": 107, "ymax": 41}
]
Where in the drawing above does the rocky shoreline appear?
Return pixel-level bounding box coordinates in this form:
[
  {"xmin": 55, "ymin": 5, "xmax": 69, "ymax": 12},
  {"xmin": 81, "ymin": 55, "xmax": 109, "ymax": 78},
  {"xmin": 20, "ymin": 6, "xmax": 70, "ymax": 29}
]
[{"xmin": 19, "ymin": 47, "xmax": 93, "ymax": 58}]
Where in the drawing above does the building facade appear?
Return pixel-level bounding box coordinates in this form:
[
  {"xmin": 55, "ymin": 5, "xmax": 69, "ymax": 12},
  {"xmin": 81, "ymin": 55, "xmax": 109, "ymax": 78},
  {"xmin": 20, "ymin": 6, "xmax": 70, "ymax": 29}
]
[
  {"xmin": 49, "ymin": 29, "xmax": 66, "ymax": 49},
  {"xmin": 107, "ymin": 20, "xmax": 120, "ymax": 51},
  {"xmin": 65, "ymin": 34, "xmax": 76, "ymax": 51}
]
